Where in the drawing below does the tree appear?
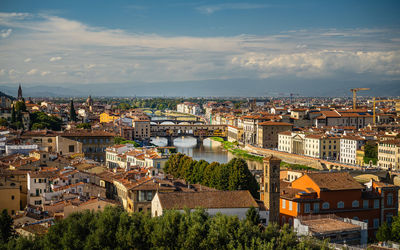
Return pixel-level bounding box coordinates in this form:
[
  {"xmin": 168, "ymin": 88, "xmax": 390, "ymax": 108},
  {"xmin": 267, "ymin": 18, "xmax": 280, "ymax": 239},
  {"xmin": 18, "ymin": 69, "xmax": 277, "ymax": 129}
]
[
  {"xmin": 0, "ymin": 209, "xmax": 15, "ymax": 245},
  {"xmin": 10, "ymin": 106, "xmax": 16, "ymax": 124},
  {"xmin": 376, "ymin": 222, "xmax": 392, "ymax": 242},
  {"xmin": 0, "ymin": 118, "xmax": 8, "ymax": 127},
  {"xmin": 76, "ymin": 123, "xmax": 91, "ymax": 129},
  {"xmin": 245, "ymin": 207, "xmax": 260, "ymax": 226},
  {"xmin": 70, "ymin": 99, "xmax": 77, "ymax": 122},
  {"xmin": 390, "ymin": 216, "xmax": 400, "ymax": 242}
]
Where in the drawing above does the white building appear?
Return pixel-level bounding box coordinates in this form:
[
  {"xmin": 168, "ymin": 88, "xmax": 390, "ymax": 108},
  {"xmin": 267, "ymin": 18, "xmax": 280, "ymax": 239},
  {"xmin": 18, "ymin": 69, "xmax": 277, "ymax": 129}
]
[
  {"xmin": 340, "ymin": 136, "xmax": 365, "ymax": 165},
  {"xmin": 176, "ymin": 102, "xmax": 201, "ymax": 115},
  {"xmin": 27, "ymin": 170, "xmax": 59, "ymax": 206},
  {"xmin": 151, "ymin": 190, "xmax": 268, "ymax": 224}
]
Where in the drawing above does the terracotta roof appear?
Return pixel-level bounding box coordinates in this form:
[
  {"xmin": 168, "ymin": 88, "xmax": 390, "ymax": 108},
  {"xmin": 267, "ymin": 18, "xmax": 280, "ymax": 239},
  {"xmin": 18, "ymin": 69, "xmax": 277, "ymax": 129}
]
[
  {"xmin": 258, "ymin": 121, "xmax": 293, "ymax": 126},
  {"xmin": 301, "ymin": 217, "xmax": 360, "ymax": 234},
  {"xmin": 157, "ymin": 190, "xmax": 257, "ymax": 210},
  {"xmin": 305, "ymin": 172, "xmax": 364, "ymax": 191}
]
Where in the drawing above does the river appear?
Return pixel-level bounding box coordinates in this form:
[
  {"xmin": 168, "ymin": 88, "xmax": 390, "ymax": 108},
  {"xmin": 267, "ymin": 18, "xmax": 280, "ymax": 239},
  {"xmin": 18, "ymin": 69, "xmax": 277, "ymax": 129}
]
[{"xmin": 150, "ymin": 136, "xmax": 263, "ymax": 170}]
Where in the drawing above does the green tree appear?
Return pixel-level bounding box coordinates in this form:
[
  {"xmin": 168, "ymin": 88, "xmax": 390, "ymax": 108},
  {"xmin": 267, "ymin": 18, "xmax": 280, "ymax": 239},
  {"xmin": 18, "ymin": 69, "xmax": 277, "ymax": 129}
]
[
  {"xmin": 376, "ymin": 222, "xmax": 392, "ymax": 242},
  {"xmin": 0, "ymin": 118, "xmax": 8, "ymax": 127},
  {"xmin": 70, "ymin": 99, "xmax": 77, "ymax": 122},
  {"xmin": 391, "ymin": 216, "xmax": 400, "ymax": 242},
  {"xmin": 76, "ymin": 123, "xmax": 91, "ymax": 129},
  {"xmin": 245, "ymin": 207, "xmax": 260, "ymax": 226},
  {"xmin": 0, "ymin": 209, "xmax": 15, "ymax": 245},
  {"xmin": 10, "ymin": 106, "xmax": 16, "ymax": 124}
]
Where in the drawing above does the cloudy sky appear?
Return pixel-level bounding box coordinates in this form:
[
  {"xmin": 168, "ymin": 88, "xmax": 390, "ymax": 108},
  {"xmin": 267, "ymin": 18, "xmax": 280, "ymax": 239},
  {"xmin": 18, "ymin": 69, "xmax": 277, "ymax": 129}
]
[{"xmin": 0, "ymin": 0, "xmax": 399, "ymax": 96}]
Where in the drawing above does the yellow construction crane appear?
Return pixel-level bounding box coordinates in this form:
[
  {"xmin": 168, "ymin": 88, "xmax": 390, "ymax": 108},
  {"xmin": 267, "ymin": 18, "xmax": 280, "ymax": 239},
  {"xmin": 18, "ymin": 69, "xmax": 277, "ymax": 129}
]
[
  {"xmin": 350, "ymin": 88, "xmax": 370, "ymax": 110},
  {"xmin": 372, "ymin": 97, "xmax": 400, "ymax": 125}
]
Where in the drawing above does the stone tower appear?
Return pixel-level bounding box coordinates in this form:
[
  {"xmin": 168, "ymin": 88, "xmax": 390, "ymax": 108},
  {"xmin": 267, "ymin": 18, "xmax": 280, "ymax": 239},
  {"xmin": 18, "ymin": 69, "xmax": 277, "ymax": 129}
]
[
  {"xmin": 17, "ymin": 84, "xmax": 23, "ymax": 101},
  {"xmin": 262, "ymin": 155, "xmax": 281, "ymax": 224}
]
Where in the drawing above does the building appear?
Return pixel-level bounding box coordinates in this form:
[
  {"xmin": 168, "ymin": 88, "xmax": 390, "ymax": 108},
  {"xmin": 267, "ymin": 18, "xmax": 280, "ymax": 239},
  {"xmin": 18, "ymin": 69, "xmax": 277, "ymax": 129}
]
[
  {"xmin": 227, "ymin": 125, "xmax": 243, "ymax": 143},
  {"xmin": 0, "ymin": 177, "xmax": 21, "ymax": 215},
  {"xmin": 304, "ymin": 134, "xmax": 340, "ymax": 160},
  {"xmin": 99, "ymin": 112, "xmax": 119, "ymax": 123},
  {"xmin": 278, "ymin": 131, "xmax": 306, "ymax": 155},
  {"xmin": 279, "ymin": 172, "xmax": 398, "ymax": 238},
  {"xmin": 294, "ymin": 215, "xmax": 368, "ymax": 246},
  {"xmin": 256, "ymin": 121, "xmax": 292, "ymax": 149},
  {"xmin": 340, "ymin": 136, "xmax": 366, "ymax": 165},
  {"xmin": 176, "ymin": 102, "xmax": 201, "ymax": 115},
  {"xmin": 60, "ymin": 130, "xmax": 115, "ymax": 162},
  {"xmin": 260, "ymin": 156, "xmax": 281, "ymax": 224},
  {"xmin": 151, "ymin": 190, "xmax": 264, "ymax": 220},
  {"xmin": 27, "ymin": 170, "xmax": 59, "ymax": 206},
  {"xmin": 378, "ymin": 139, "xmax": 400, "ymax": 170}
]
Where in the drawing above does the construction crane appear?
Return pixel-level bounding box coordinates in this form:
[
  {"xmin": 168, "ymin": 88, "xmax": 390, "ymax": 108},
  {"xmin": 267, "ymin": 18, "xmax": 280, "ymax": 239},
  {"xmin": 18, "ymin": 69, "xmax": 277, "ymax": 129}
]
[
  {"xmin": 372, "ymin": 97, "xmax": 400, "ymax": 125},
  {"xmin": 350, "ymin": 88, "xmax": 370, "ymax": 110}
]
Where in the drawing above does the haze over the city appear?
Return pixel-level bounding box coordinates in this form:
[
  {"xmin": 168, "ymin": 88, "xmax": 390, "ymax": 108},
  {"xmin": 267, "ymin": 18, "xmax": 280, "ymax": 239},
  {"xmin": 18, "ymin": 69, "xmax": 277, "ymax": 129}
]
[{"xmin": 0, "ymin": 0, "xmax": 400, "ymax": 96}]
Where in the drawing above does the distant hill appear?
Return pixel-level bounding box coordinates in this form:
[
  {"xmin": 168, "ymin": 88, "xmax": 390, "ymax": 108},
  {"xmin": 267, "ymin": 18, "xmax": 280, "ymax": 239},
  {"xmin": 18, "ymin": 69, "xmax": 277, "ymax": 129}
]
[
  {"xmin": 0, "ymin": 78, "xmax": 399, "ymax": 97},
  {"xmin": 0, "ymin": 90, "xmax": 15, "ymax": 100}
]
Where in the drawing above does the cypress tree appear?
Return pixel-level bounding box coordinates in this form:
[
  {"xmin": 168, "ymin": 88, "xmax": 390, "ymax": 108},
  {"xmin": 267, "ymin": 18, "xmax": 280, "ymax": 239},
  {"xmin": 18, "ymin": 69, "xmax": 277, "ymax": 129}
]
[
  {"xmin": 11, "ymin": 106, "xmax": 16, "ymax": 123},
  {"xmin": 70, "ymin": 99, "xmax": 77, "ymax": 122}
]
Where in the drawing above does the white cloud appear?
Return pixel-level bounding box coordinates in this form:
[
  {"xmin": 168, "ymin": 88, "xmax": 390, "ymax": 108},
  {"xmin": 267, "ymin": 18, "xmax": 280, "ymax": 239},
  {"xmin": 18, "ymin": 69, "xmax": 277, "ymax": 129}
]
[
  {"xmin": 49, "ymin": 56, "xmax": 62, "ymax": 62},
  {"xmin": 0, "ymin": 12, "xmax": 399, "ymax": 84},
  {"xmin": 197, "ymin": 3, "xmax": 269, "ymax": 14},
  {"xmin": 0, "ymin": 28, "xmax": 12, "ymax": 38},
  {"xmin": 27, "ymin": 69, "xmax": 38, "ymax": 75}
]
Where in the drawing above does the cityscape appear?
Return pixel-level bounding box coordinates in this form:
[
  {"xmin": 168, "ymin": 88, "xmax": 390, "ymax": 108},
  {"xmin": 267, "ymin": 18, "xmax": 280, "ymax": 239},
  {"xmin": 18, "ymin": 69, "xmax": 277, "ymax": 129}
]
[{"xmin": 1, "ymin": 0, "xmax": 400, "ymax": 249}]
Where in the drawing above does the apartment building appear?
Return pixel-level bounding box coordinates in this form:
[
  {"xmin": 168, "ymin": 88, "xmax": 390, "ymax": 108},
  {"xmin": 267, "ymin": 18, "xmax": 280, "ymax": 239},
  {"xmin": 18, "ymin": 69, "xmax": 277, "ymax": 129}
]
[
  {"xmin": 279, "ymin": 172, "xmax": 398, "ymax": 238},
  {"xmin": 340, "ymin": 136, "xmax": 366, "ymax": 165},
  {"xmin": 378, "ymin": 139, "xmax": 400, "ymax": 170},
  {"xmin": 256, "ymin": 121, "xmax": 292, "ymax": 149}
]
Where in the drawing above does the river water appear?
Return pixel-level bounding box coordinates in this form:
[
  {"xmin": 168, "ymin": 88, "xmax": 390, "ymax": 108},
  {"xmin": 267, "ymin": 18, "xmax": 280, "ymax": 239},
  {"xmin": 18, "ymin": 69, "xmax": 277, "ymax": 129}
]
[{"xmin": 150, "ymin": 137, "xmax": 263, "ymax": 170}]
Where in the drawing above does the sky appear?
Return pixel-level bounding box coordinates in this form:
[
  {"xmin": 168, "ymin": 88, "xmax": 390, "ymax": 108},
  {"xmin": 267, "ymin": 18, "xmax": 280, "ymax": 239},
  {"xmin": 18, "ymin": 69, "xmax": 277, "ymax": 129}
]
[{"xmin": 0, "ymin": 0, "xmax": 399, "ymax": 96}]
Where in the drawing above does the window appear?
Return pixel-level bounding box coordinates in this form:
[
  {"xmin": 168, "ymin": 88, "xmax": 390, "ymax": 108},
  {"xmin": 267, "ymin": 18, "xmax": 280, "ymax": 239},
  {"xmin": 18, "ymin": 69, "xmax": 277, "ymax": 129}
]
[
  {"xmin": 353, "ymin": 217, "xmax": 359, "ymax": 221},
  {"xmin": 282, "ymin": 199, "xmax": 286, "ymax": 209},
  {"xmin": 48, "ymin": 138, "xmax": 52, "ymax": 143},
  {"xmin": 289, "ymin": 201, "xmax": 292, "ymax": 211},
  {"xmin": 363, "ymin": 200, "xmax": 369, "ymax": 208},
  {"xmin": 313, "ymin": 203, "xmax": 319, "ymax": 212},
  {"xmin": 34, "ymin": 200, "xmax": 42, "ymax": 205},
  {"xmin": 352, "ymin": 200, "xmax": 359, "ymax": 208},
  {"xmin": 374, "ymin": 199, "xmax": 379, "ymax": 209},
  {"xmin": 69, "ymin": 145, "xmax": 75, "ymax": 153},
  {"xmin": 304, "ymin": 203, "xmax": 310, "ymax": 213},
  {"xmin": 322, "ymin": 202, "xmax": 330, "ymax": 209},
  {"xmin": 337, "ymin": 201, "xmax": 344, "ymax": 208},
  {"xmin": 373, "ymin": 218, "xmax": 379, "ymax": 228},
  {"xmin": 387, "ymin": 193, "xmax": 393, "ymax": 206},
  {"xmin": 11, "ymin": 195, "xmax": 14, "ymax": 200},
  {"xmin": 297, "ymin": 204, "xmax": 301, "ymax": 213}
]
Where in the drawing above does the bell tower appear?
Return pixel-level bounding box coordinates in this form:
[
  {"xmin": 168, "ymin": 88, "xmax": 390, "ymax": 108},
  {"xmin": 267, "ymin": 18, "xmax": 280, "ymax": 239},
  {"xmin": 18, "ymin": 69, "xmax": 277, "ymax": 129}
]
[
  {"xmin": 17, "ymin": 84, "xmax": 23, "ymax": 101},
  {"xmin": 262, "ymin": 155, "xmax": 281, "ymax": 224}
]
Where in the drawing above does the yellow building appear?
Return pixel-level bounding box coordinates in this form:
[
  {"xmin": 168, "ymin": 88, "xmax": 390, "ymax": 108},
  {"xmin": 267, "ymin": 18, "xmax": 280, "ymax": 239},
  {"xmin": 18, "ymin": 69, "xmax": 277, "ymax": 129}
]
[
  {"xmin": 0, "ymin": 170, "xmax": 28, "ymax": 210},
  {"xmin": 0, "ymin": 178, "xmax": 21, "ymax": 216},
  {"xmin": 378, "ymin": 140, "xmax": 400, "ymax": 170},
  {"xmin": 100, "ymin": 112, "xmax": 119, "ymax": 123}
]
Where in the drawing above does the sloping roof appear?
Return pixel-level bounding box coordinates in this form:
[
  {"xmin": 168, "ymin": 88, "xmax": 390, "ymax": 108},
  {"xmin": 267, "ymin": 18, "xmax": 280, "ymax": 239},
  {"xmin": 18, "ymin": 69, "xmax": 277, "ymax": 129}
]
[
  {"xmin": 305, "ymin": 172, "xmax": 364, "ymax": 191},
  {"xmin": 157, "ymin": 190, "xmax": 257, "ymax": 210}
]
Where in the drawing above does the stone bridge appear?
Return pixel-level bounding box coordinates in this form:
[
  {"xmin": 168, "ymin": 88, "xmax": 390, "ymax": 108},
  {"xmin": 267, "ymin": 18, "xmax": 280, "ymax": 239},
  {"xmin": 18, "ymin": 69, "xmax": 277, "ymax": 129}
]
[{"xmin": 150, "ymin": 124, "xmax": 227, "ymax": 145}]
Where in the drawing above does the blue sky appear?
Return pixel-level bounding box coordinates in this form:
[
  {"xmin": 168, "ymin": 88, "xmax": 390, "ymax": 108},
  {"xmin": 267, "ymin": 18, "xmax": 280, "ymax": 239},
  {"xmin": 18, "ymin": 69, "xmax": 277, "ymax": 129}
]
[{"xmin": 0, "ymin": 0, "xmax": 399, "ymax": 95}]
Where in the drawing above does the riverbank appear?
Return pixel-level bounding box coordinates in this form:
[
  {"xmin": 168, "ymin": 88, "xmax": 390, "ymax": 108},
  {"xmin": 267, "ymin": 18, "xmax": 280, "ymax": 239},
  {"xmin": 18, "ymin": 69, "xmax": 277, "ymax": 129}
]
[
  {"xmin": 210, "ymin": 137, "xmax": 319, "ymax": 171},
  {"xmin": 210, "ymin": 137, "xmax": 264, "ymax": 162}
]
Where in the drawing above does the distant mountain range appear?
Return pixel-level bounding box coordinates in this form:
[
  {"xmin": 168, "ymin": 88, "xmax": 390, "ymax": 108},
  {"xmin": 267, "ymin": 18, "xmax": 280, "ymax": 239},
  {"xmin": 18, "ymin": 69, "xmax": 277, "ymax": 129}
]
[{"xmin": 1, "ymin": 78, "xmax": 399, "ymax": 97}]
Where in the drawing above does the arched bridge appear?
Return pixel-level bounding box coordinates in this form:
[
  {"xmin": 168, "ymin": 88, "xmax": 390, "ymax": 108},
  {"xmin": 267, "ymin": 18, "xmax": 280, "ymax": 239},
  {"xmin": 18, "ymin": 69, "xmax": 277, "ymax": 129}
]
[
  {"xmin": 150, "ymin": 116, "xmax": 206, "ymax": 125},
  {"xmin": 151, "ymin": 124, "xmax": 227, "ymax": 145}
]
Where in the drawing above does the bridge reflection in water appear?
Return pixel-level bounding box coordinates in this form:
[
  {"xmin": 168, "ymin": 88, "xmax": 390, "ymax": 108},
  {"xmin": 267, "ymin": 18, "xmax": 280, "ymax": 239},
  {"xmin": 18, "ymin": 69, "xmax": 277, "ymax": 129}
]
[{"xmin": 150, "ymin": 136, "xmax": 263, "ymax": 171}]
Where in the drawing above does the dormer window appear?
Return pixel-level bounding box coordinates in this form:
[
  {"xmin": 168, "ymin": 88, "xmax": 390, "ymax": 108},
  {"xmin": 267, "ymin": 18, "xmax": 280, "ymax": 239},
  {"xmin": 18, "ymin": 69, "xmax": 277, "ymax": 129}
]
[{"xmin": 337, "ymin": 201, "xmax": 344, "ymax": 208}]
